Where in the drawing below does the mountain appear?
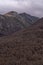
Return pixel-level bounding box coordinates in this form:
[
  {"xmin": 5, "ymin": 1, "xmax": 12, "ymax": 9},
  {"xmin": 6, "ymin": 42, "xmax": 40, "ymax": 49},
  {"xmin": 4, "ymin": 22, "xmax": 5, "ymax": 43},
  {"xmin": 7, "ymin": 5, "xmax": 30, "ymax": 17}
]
[
  {"xmin": 29, "ymin": 18, "xmax": 43, "ymax": 29},
  {"xmin": 5, "ymin": 11, "xmax": 18, "ymax": 17},
  {"xmin": 19, "ymin": 13, "xmax": 39, "ymax": 24},
  {"xmin": 0, "ymin": 11, "xmax": 39, "ymax": 36},
  {"xmin": 0, "ymin": 15, "xmax": 24, "ymax": 35},
  {"xmin": 0, "ymin": 18, "xmax": 43, "ymax": 65}
]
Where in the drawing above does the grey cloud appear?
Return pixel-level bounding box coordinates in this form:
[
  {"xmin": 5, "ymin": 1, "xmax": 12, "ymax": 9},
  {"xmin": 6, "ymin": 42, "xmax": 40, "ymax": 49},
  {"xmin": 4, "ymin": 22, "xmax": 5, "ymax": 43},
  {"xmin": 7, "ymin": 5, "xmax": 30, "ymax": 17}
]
[{"xmin": 0, "ymin": 0, "xmax": 43, "ymax": 17}]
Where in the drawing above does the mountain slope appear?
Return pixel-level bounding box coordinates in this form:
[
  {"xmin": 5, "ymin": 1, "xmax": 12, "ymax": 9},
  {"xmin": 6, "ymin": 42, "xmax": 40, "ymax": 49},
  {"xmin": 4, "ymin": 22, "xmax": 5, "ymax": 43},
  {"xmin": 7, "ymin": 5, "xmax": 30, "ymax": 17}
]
[
  {"xmin": 0, "ymin": 14, "xmax": 24, "ymax": 35},
  {"xmin": 0, "ymin": 11, "xmax": 39, "ymax": 36},
  {"xmin": 19, "ymin": 13, "xmax": 39, "ymax": 24},
  {"xmin": 29, "ymin": 18, "xmax": 43, "ymax": 29},
  {"xmin": 0, "ymin": 18, "xmax": 43, "ymax": 65}
]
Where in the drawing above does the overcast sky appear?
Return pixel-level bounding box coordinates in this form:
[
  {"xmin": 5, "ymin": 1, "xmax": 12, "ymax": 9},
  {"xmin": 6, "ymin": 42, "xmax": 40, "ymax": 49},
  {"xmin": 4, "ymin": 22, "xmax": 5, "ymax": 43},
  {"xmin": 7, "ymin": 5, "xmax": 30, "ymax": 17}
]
[{"xmin": 0, "ymin": 0, "xmax": 43, "ymax": 17}]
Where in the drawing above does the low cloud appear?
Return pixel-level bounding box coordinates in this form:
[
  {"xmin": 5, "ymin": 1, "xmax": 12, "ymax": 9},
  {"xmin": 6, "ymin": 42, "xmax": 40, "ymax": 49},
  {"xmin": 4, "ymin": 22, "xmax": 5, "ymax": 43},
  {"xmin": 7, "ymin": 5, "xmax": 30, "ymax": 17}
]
[{"xmin": 0, "ymin": 0, "xmax": 43, "ymax": 17}]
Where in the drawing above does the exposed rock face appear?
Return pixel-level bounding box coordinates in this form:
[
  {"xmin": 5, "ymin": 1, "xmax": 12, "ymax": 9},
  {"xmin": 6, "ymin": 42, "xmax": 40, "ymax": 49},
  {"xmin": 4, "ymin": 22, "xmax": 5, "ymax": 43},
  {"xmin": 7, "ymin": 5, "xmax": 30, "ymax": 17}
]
[
  {"xmin": 19, "ymin": 13, "xmax": 38, "ymax": 24},
  {"xmin": 0, "ymin": 11, "xmax": 39, "ymax": 36},
  {"xmin": 0, "ymin": 15, "xmax": 24, "ymax": 35}
]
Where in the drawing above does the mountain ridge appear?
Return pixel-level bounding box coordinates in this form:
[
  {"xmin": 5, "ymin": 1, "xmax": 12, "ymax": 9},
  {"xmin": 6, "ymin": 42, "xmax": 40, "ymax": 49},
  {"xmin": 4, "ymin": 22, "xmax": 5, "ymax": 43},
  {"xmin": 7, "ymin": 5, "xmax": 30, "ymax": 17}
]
[{"xmin": 0, "ymin": 11, "xmax": 39, "ymax": 36}]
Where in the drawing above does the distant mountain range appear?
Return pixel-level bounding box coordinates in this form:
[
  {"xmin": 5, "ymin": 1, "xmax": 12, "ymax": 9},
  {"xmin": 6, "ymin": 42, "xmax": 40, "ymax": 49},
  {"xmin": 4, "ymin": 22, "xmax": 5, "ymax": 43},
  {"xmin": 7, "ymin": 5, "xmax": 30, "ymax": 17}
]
[
  {"xmin": 0, "ymin": 17, "xmax": 43, "ymax": 65},
  {"xmin": 0, "ymin": 11, "xmax": 39, "ymax": 36}
]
